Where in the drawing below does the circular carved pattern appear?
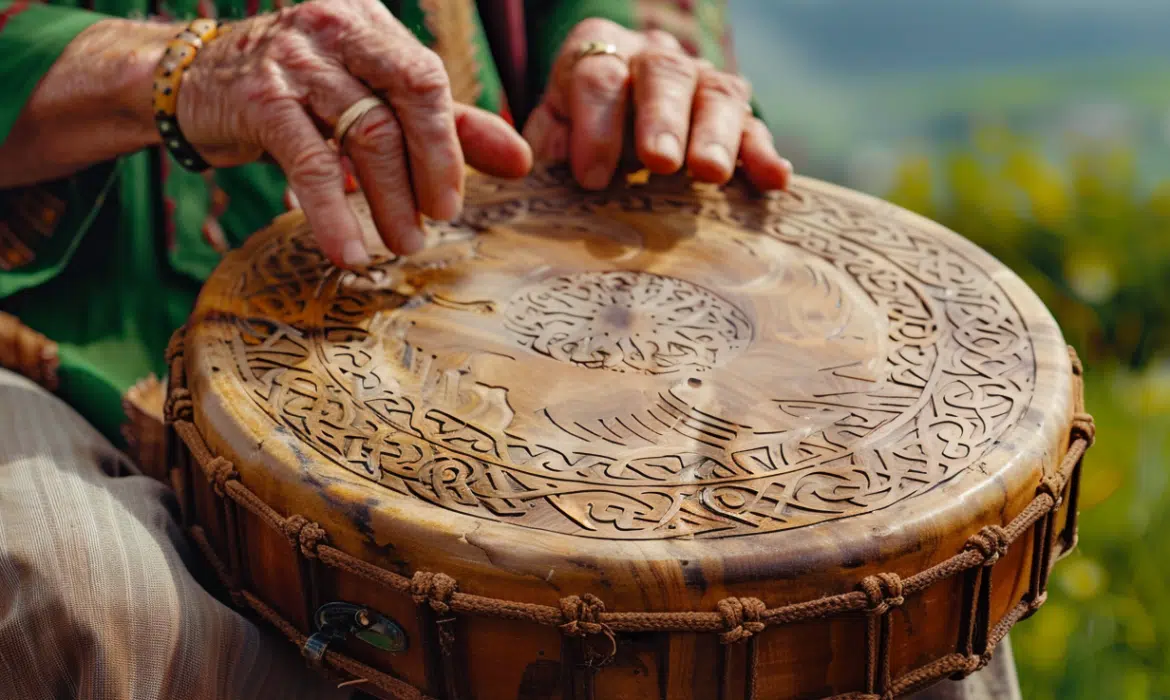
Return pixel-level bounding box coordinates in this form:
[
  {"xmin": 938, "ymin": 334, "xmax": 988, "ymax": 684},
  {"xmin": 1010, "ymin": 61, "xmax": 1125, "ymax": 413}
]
[
  {"xmin": 204, "ymin": 167, "xmax": 1037, "ymax": 540},
  {"xmin": 503, "ymin": 271, "xmax": 751, "ymax": 374}
]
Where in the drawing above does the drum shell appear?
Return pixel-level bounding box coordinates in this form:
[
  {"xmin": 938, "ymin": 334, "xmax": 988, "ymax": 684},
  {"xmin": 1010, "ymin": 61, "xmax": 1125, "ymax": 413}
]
[
  {"xmin": 167, "ymin": 360, "xmax": 1086, "ymax": 700},
  {"xmin": 164, "ymin": 170, "xmax": 1094, "ymax": 699}
]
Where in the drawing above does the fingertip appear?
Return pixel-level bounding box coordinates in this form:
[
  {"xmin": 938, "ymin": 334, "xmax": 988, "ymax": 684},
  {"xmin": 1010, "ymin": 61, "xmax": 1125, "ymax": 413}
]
[
  {"xmin": 637, "ymin": 132, "xmax": 684, "ymax": 175},
  {"xmin": 577, "ymin": 163, "xmax": 613, "ymax": 190},
  {"xmin": 342, "ymin": 239, "xmax": 372, "ymax": 269},
  {"xmin": 459, "ymin": 106, "xmax": 536, "ymax": 178}
]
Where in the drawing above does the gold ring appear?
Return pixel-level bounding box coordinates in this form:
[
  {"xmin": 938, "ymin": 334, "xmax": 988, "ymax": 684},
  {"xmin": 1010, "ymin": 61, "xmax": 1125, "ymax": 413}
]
[
  {"xmin": 334, "ymin": 96, "xmax": 384, "ymax": 146},
  {"xmin": 573, "ymin": 41, "xmax": 624, "ymax": 67}
]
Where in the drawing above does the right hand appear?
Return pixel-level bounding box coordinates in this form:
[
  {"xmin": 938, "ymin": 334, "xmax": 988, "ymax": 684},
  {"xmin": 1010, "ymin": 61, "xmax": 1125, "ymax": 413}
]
[{"xmin": 176, "ymin": 0, "xmax": 533, "ymax": 267}]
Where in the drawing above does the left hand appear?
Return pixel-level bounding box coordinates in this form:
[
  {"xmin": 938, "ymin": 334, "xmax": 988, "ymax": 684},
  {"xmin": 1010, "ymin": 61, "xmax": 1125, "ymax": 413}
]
[{"xmin": 522, "ymin": 18, "xmax": 792, "ymax": 192}]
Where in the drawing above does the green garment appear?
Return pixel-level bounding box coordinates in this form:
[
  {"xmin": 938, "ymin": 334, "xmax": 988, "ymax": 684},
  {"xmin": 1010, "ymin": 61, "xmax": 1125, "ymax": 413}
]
[{"xmin": 0, "ymin": 0, "xmax": 731, "ymax": 446}]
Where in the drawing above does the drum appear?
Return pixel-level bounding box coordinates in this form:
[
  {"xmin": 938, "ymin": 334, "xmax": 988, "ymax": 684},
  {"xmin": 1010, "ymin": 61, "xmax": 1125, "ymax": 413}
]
[{"xmin": 164, "ymin": 167, "xmax": 1094, "ymax": 700}]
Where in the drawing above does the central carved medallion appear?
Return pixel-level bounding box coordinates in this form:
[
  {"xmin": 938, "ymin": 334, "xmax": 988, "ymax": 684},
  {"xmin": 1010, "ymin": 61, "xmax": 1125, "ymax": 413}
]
[
  {"xmin": 503, "ymin": 271, "xmax": 751, "ymax": 374},
  {"xmin": 211, "ymin": 169, "xmax": 1036, "ymax": 540}
]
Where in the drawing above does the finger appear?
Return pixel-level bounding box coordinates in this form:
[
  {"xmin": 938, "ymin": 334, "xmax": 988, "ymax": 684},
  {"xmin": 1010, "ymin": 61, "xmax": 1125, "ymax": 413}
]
[
  {"xmin": 456, "ymin": 104, "xmax": 533, "ymax": 178},
  {"xmin": 521, "ymin": 102, "xmax": 570, "ymax": 165},
  {"xmin": 261, "ymin": 101, "xmax": 364, "ymax": 268},
  {"xmin": 569, "ymin": 54, "xmax": 630, "ymax": 189},
  {"xmin": 643, "ymin": 29, "xmax": 683, "ymax": 52},
  {"xmin": 631, "ymin": 48, "xmax": 698, "ymax": 174},
  {"xmin": 303, "ymin": 69, "xmax": 425, "ymax": 255},
  {"xmin": 740, "ymin": 117, "xmax": 793, "ymax": 192},
  {"xmin": 340, "ymin": 31, "xmax": 464, "ymax": 221},
  {"xmin": 687, "ymin": 68, "xmax": 752, "ymax": 184},
  {"xmin": 546, "ymin": 19, "xmax": 643, "ymax": 189}
]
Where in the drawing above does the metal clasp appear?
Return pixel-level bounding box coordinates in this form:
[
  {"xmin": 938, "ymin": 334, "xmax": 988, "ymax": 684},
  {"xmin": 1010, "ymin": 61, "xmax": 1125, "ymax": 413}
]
[{"xmin": 301, "ymin": 601, "xmax": 408, "ymax": 667}]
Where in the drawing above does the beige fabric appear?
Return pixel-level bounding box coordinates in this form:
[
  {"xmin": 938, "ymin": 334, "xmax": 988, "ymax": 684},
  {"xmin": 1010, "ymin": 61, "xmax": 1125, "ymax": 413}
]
[
  {"xmin": 0, "ymin": 365, "xmax": 1021, "ymax": 700},
  {"xmin": 0, "ymin": 367, "xmax": 351, "ymax": 700}
]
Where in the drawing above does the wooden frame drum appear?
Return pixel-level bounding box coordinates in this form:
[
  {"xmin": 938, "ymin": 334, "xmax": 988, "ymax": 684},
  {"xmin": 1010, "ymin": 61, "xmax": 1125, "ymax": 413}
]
[{"xmin": 165, "ymin": 168, "xmax": 1094, "ymax": 700}]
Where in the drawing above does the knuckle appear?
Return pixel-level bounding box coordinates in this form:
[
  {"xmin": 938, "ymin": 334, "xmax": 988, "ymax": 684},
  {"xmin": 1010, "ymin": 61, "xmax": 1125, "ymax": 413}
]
[
  {"xmin": 571, "ymin": 17, "xmax": 621, "ymax": 41},
  {"xmin": 397, "ymin": 50, "xmax": 450, "ymax": 101},
  {"xmin": 288, "ymin": 147, "xmax": 340, "ymax": 185},
  {"xmin": 639, "ymin": 49, "xmax": 696, "ymax": 83},
  {"xmin": 699, "ymin": 70, "xmax": 751, "ymax": 101},
  {"xmin": 576, "ymin": 61, "xmax": 629, "ymax": 100},
  {"xmin": 270, "ymin": 33, "xmax": 320, "ymax": 74},
  {"xmin": 644, "ymin": 29, "xmax": 678, "ymax": 46},
  {"xmin": 288, "ymin": 2, "xmax": 349, "ymax": 33},
  {"xmin": 345, "ymin": 111, "xmax": 401, "ymax": 153}
]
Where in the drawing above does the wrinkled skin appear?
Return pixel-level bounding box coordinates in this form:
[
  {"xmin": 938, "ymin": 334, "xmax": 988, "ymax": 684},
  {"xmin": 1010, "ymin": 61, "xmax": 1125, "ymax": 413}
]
[
  {"xmin": 177, "ymin": 1, "xmax": 791, "ymax": 266},
  {"xmin": 177, "ymin": 0, "xmax": 533, "ymax": 265},
  {"xmin": 524, "ymin": 18, "xmax": 792, "ymax": 193},
  {"xmin": 1, "ymin": 0, "xmax": 792, "ymax": 269}
]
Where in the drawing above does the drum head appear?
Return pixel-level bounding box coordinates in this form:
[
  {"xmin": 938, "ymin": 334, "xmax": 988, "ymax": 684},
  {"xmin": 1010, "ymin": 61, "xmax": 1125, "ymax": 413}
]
[{"xmin": 183, "ymin": 167, "xmax": 1074, "ymax": 609}]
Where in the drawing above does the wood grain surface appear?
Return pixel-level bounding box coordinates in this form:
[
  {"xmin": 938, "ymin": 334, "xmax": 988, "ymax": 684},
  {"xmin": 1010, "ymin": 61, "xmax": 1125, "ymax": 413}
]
[{"xmin": 176, "ymin": 167, "xmax": 1078, "ymax": 699}]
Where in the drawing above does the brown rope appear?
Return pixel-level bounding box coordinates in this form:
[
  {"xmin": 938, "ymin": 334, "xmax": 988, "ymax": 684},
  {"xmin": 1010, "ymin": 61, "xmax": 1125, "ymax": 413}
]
[
  {"xmin": 166, "ymin": 323, "xmax": 1095, "ymax": 698},
  {"xmin": 717, "ymin": 597, "xmax": 767, "ymax": 644},
  {"xmin": 411, "ymin": 571, "xmax": 458, "ymax": 615}
]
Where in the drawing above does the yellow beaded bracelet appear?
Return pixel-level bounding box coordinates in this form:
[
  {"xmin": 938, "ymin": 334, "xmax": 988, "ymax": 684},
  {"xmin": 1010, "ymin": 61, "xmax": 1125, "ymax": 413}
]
[{"xmin": 152, "ymin": 18, "xmax": 227, "ymax": 172}]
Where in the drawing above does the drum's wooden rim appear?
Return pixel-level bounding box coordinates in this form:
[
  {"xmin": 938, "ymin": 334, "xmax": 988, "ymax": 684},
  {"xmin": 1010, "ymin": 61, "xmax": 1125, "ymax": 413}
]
[
  {"xmin": 165, "ymin": 326, "xmax": 1094, "ymax": 699},
  {"xmin": 180, "ymin": 172, "xmax": 1076, "ymax": 611}
]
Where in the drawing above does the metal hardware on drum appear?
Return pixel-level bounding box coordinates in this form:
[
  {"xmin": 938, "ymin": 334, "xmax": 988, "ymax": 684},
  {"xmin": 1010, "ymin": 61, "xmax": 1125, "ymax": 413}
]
[{"xmin": 302, "ymin": 602, "xmax": 408, "ymax": 667}]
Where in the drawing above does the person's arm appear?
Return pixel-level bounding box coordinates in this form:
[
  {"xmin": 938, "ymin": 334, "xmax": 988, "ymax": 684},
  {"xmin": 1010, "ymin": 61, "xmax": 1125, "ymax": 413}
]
[
  {"xmin": 1, "ymin": 0, "xmax": 532, "ymax": 267},
  {"xmin": 0, "ymin": 6, "xmax": 172, "ymax": 188}
]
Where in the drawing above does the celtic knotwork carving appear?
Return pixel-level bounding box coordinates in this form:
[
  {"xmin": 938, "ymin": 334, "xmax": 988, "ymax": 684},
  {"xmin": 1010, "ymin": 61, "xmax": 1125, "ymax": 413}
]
[
  {"xmin": 503, "ymin": 270, "xmax": 750, "ymax": 374},
  {"xmin": 209, "ymin": 167, "xmax": 1036, "ymax": 540}
]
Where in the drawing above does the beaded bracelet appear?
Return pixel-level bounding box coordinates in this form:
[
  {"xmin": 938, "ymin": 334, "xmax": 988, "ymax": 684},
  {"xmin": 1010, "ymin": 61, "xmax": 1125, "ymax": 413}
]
[{"xmin": 152, "ymin": 19, "xmax": 227, "ymax": 172}]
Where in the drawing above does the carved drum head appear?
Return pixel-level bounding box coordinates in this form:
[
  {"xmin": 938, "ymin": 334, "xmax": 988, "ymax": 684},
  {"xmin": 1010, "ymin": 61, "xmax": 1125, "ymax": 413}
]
[{"xmin": 186, "ymin": 168, "xmax": 1073, "ymax": 587}]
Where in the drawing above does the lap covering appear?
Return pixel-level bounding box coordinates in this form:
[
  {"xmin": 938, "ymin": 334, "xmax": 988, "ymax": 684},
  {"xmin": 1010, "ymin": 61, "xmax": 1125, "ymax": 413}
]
[{"xmin": 0, "ymin": 367, "xmax": 350, "ymax": 700}]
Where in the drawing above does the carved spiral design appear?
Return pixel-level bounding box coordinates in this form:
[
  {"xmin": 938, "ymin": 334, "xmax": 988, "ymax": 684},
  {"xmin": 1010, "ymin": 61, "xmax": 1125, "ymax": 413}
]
[
  {"xmin": 207, "ymin": 170, "xmax": 1042, "ymax": 540},
  {"xmin": 503, "ymin": 270, "xmax": 751, "ymax": 374}
]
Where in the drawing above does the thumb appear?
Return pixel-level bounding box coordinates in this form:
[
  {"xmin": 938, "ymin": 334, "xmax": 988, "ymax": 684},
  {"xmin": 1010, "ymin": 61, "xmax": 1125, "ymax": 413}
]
[{"xmin": 455, "ymin": 104, "xmax": 533, "ymax": 179}]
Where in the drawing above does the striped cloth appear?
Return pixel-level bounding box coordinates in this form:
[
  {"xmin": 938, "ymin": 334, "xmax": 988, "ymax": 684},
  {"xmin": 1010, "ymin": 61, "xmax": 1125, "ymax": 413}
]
[
  {"xmin": 0, "ymin": 367, "xmax": 351, "ymax": 700},
  {"xmin": 0, "ymin": 366, "xmax": 1020, "ymax": 700}
]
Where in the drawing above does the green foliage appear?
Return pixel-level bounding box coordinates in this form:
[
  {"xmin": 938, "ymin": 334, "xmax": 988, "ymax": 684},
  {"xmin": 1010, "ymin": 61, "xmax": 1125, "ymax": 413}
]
[{"xmin": 886, "ymin": 132, "xmax": 1170, "ymax": 697}]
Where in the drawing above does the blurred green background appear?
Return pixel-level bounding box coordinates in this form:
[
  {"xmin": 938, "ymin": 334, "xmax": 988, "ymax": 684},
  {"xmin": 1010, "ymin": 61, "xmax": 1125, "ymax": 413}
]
[{"xmin": 731, "ymin": 2, "xmax": 1170, "ymax": 697}]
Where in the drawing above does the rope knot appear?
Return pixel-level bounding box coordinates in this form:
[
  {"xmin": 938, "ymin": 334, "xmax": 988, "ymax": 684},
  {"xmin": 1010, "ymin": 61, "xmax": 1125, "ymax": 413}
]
[
  {"xmin": 559, "ymin": 594, "xmax": 616, "ymax": 666},
  {"xmin": 559, "ymin": 594, "xmax": 610, "ymax": 638},
  {"xmin": 716, "ymin": 597, "xmax": 767, "ymax": 644},
  {"xmin": 859, "ymin": 573, "xmax": 903, "ymax": 615},
  {"xmin": 298, "ymin": 521, "xmax": 327, "ymax": 558},
  {"xmin": 411, "ymin": 571, "xmax": 458, "ymax": 615},
  {"xmin": 206, "ymin": 456, "xmax": 238, "ymax": 496},
  {"xmin": 964, "ymin": 525, "xmax": 1009, "ymax": 565},
  {"xmin": 280, "ymin": 515, "xmax": 327, "ymax": 558},
  {"xmin": 164, "ymin": 388, "xmax": 193, "ymax": 423},
  {"xmin": 1037, "ymin": 474, "xmax": 1064, "ymax": 505},
  {"xmin": 1071, "ymin": 412, "xmax": 1096, "ymax": 446}
]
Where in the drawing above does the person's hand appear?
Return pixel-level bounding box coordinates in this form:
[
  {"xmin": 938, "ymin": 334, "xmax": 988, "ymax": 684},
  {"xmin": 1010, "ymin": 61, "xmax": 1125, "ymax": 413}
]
[
  {"xmin": 176, "ymin": 0, "xmax": 532, "ymax": 266},
  {"xmin": 522, "ymin": 18, "xmax": 791, "ymax": 192}
]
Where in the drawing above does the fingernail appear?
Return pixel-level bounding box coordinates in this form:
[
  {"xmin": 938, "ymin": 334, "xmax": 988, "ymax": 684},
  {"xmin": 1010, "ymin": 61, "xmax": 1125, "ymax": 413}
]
[
  {"xmin": 780, "ymin": 157, "xmax": 794, "ymax": 175},
  {"xmin": 656, "ymin": 132, "xmax": 682, "ymax": 164},
  {"xmin": 342, "ymin": 240, "xmax": 371, "ymax": 269},
  {"xmin": 583, "ymin": 165, "xmax": 611, "ymax": 190},
  {"xmin": 702, "ymin": 143, "xmax": 733, "ymax": 174},
  {"xmin": 398, "ymin": 226, "xmax": 426, "ymax": 256}
]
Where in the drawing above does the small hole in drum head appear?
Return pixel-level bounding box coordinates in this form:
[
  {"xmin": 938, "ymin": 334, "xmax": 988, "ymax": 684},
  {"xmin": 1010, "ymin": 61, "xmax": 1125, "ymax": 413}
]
[{"xmin": 688, "ymin": 377, "xmax": 702, "ymax": 388}]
